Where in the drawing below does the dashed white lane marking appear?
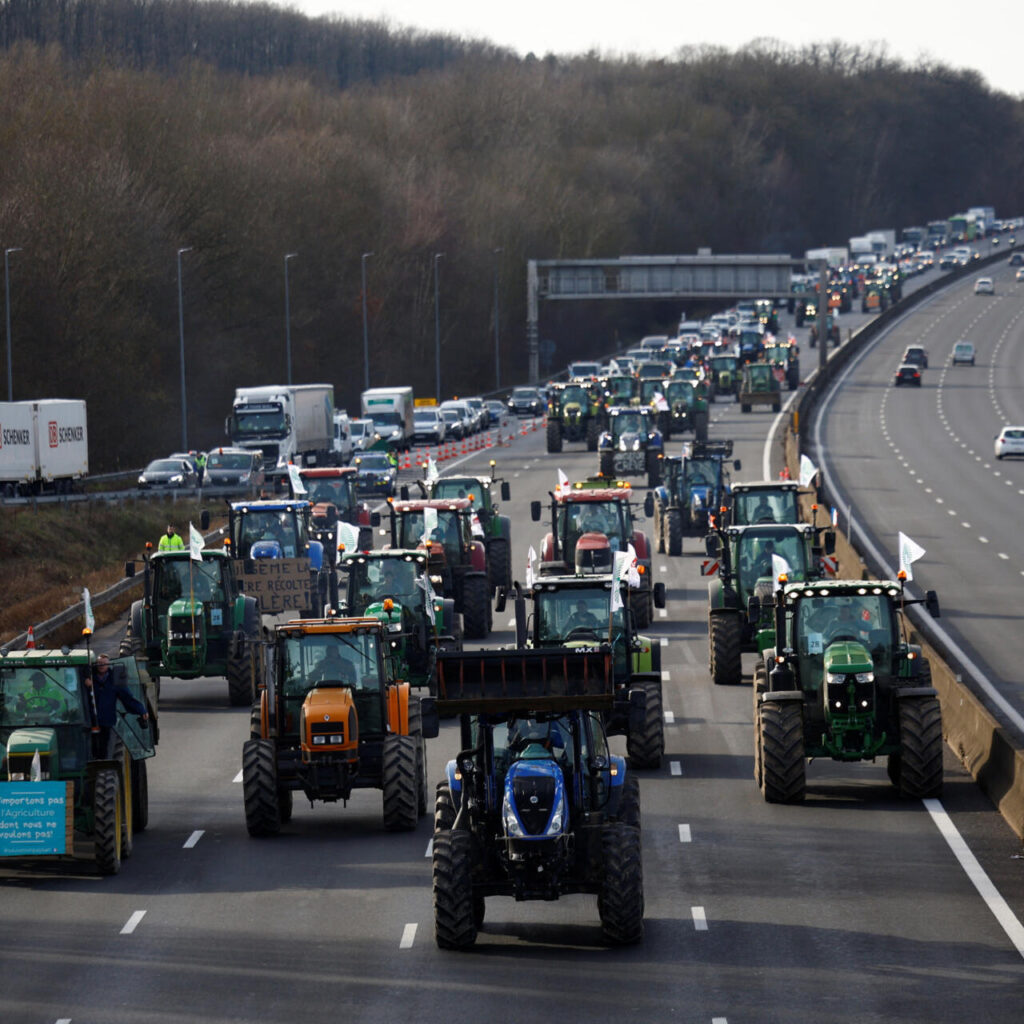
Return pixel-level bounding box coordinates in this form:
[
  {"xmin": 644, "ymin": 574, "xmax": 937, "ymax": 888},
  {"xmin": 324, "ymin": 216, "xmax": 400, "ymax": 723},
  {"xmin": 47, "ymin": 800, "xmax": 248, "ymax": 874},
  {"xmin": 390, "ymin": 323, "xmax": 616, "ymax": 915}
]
[
  {"xmin": 660, "ymin": 564, "xmax": 668, "ymax": 572},
  {"xmin": 658, "ymin": 609, "xmax": 668, "ymax": 618},
  {"xmin": 678, "ymin": 823, "xmax": 691, "ymax": 842},
  {"xmin": 692, "ymin": 906, "xmax": 708, "ymax": 931},
  {"xmin": 664, "ymin": 710, "xmax": 675, "ymax": 724},
  {"xmin": 183, "ymin": 830, "xmax": 204, "ymax": 849},
  {"xmin": 661, "ymin": 670, "xmax": 671, "ymax": 681},
  {"xmin": 120, "ymin": 910, "xmax": 147, "ymax": 935},
  {"xmin": 712, "ymin": 1018, "xmax": 729, "ymax": 1024},
  {"xmin": 924, "ymin": 799, "xmax": 1024, "ymax": 960},
  {"xmin": 660, "ymin": 637, "xmax": 669, "ymax": 647},
  {"xmin": 233, "ymin": 770, "xmax": 243, "ymax": 783},
  {"xmin": 670, "ymin": 761, "xmax": 682, "ymax": 776},
  {"xmin": 507, "ymin": 618, "xmax": 516, "ymax": 628},
  {"xmin": 56, "ymin": 1019, "xmax": 72, "ymax": 1024},
  {"xmin": 400, "ymin": 923, "xmax": 417, "ymax": 949}
]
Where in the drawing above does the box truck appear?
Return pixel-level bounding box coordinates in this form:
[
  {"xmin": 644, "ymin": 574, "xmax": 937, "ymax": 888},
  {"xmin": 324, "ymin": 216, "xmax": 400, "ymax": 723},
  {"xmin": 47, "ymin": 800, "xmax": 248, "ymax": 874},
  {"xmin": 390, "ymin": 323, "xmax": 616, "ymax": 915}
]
[
  {"xmin": 360, "ymin": 386, "xmax": 415, "ymax": 450},
  {"xmin": 0, "ymin": 399, "xmax": 88, "ymax": 496}
]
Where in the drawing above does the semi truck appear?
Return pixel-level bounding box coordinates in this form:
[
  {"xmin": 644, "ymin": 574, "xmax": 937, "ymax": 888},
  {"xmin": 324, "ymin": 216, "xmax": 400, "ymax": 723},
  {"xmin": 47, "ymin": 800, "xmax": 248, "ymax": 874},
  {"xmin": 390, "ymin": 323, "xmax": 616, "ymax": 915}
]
[
  {"xmin": 804, "ymin": 247, "xmax": 848, "ymax": 268},
  {"xmin": 360, "ymin": 387, "xmax": 414, "ymax": 450},
  {"xmin": 226, "ymin": 384, "xmax": 335, "ymax": 486},
  {"xmin": 865, "ymin": 229, "xmax": 896, "ymax": 257},
  {"xmin": 0, "ymin": 399, "xmax": 88, "ymax": 497}
]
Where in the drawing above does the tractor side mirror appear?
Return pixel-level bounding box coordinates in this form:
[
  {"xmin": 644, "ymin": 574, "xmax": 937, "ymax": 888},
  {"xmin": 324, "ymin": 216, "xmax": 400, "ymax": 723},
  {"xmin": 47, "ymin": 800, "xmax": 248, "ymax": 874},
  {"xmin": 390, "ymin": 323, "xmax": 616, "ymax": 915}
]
[
  {"xmin": 733, "ymin": 459, "xmax": 742, "ymax": 471},
  {"xmin": 530, "ymin": 500, "xmax": 542, "ymax": 522},
  {"xmin": 418, "ymin": 697, "xmax": 440, "ymax": 739},
  {"xmin": 705, "ymin": 534, "xmax": 722, "ymax": 559},
  {"xmin": 644, "ymin": 492, "xmax": 655, "ymax": 516},
  {"xmin": 370, "ymin": 511, "xmax": 381, "ymax": 527},
  {"xmin": 124, "ymin": 561, "xmax": 136, "ymax": 579},
  {"xmin": 514, "ymin": 592, "xmax": 528, "ymax": 647},
  {"xmin": 400, "ymin": 485, "xmax": 409, "ymax": 501},
  {"xmin": 823, "ymin": 530, "xmax": 836, "ymax": 555},
  {"xmin": 925, "ymin": 590, "xmax": 941, "ymax": 618},
  {"xmin": 501, "ymin": 481, "xmax": 511, "ymax": 502},
  {"xmin": 495, "ymin": 587, "xmax": 508, "ymax": 614},
  {"xmin": 200, "ymin": 509, "xmax": 211, "ymax": 531},
  {"xmin": 653, "ymin": 582, "xmax": 666, "ymax": 609},
  {"xmin": 747, "ymin": 595, "xmax": 761, "ymax": 621}
]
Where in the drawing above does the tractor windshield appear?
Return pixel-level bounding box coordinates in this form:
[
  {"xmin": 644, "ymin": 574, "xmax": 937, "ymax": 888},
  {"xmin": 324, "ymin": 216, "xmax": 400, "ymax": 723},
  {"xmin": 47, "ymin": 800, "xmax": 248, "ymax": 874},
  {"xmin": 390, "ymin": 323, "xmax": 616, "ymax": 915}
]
[
  {"xmin": 154, "ymin": 557, "xmax": 226, "ymax": 616},
  {"xmin": 489, "ymin": 714, "xmax": 578, "ymax": 777},
  {"xmin": 793, "ymin": 593, "xmax": 896, "ymax": 683},
  {"xmin": 611, "ymin": 412, "xmax": 648, "ymax": 442},
  {"xmin": 733, "ymin": 490, "xmax": 799, "ymax": 525},
  {"xmin": 557, "ymin": 501, "xmax": 627, "ymax": 553},
  {"xmin": 347, "ymin": 557, "xmax": 425, "ymax": 614},
  {"xmin": 735, "ymin": 530, "xmax": 808, "ymax": 593},
  {"xmin": 534, "ymin": 584, "xmax": 622, "ymax": 645},
  {"xmin": 664, "ymin": 381, "xmax": 695, "ymax": 406},
  {"xmin": 397, "ymin": 508, "xmax": 468, "ymax": 560},
  {"xmin": 0, "ymin": 665, "xmax": 87, "ymax": 728},
  {"xmin": 281, "ymin": 632, "xmax": 382, "ymax": 696},
  {"xmin": 305, "ymin": 477, "xmax": 355, "ymax": 509},
  {"xmin": 236, "ymin": 509, "xmax": 309, "ymax": 559},
  {"xmin": 560, "ymin": 385, "xmax": 588, "ymax": 407},
  {"xmin": 432, "ymin": 480, "xmax": 488, "ymax": 513},
  {"xmin": 683, "ymin": 459, "xmax": 720, "ymax": 490},
  {"xmin": 605, "ymin": 377, "xmax": 637, "ymax": 403}
]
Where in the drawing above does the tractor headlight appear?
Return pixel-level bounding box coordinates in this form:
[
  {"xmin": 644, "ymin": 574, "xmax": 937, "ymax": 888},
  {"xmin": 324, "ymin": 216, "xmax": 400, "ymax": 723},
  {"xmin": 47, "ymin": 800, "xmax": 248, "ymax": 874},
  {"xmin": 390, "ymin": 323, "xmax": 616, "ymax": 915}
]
[
  {"xmin": 854, "ymin": 672, "xmax": 874, "ymax": 684},
  {"xmin": 631, "ymin": 439, "xmax": 641, "ymax": 450},
  {"xmin": 546, "ymin": 791, "xmax": 566, "ymax": 835},
  {"xmin": 502, "ymin": 795, "xmax": 526, "ymax": 838}
]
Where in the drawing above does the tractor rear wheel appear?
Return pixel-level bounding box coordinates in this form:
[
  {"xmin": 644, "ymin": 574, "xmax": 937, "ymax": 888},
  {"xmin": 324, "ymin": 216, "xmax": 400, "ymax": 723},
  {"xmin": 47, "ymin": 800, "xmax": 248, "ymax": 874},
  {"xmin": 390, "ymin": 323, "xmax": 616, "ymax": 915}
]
[
  {"xmin": 408, "ymin": 699, "xmax": 429, "ymax": 817},
  {"xmin": 586, "ymin": 418, "xmax": 601, "ymax": 451},
  {"xmin": 599, "ymin": 822, "xmax": 644, "ymax": 945},
  {"xmin": 667, "ymin": 509, "xmax": 683, "ymax": 557},
  {"xmin": 94, "ymin": 768, "xmax": 123, "ymax": 875},
  {"xmin": 629, "ymin": 587, "xmax": 651, "ymax": 630},
  {"xmin": 131, "ymin": 757, "xmax": 149, "ymax": 833},
  {"xmin": 461, "ymin": 575, "xmax": 491, "ymax": 640},
  {"xmin": 382, "ymin": 733, "xmax": 419, "ymax": 831},
  {"xmin": 626, "ymin": 678, "xmax": 664, "ymax": 770},
  {"xmin": 708, "ymin": 612, "xmax": 742, "ymax": 686},
  {"xmin": 227, "ymin": 641, "xmax": 255, "ymax": 708},
  {"xmin": 546, "ymin": 419, "xmax": 563, "ymax": 453},
  {"xmin": 894, "ymin": 695, "xmax": 943, "ymax": 798},
  {"xmin": 433, "ymin": 829, "xmax": 478, "ymax": 949},
  {"xmin": 599, "ymin": 451, "xmax": 615, "ymax": 477},
  {"xmin": 654, "ymin": 509, "xmax": 665, "ymax": 554},
  {"xmin": 277, "ymin": 788, "xmax": 294, "ymax": 824},
  {"xmin": 242, "ymin": 738, "xmax": 282, "ymax": 837},
  {"xmin": 434, "ymin": 782, "xmax": 456, "ymax": 832},
  {"xmin": 487, "ymin": 537, "xmax": 510, "ymax": 593},
  {"xmin": 759, "ymin": 701, "xmax": 806, "ymax": 803},
  {"xmin": 694, "ymin": 410, "xmax": 709, "ymax": 442},
  {"xmin": 752, "ymin": 665, "xmax": 768, "ymax": 788},
  {"xmin": 617, "ymin": 775, "xmax": 641, "ymax": 828}
]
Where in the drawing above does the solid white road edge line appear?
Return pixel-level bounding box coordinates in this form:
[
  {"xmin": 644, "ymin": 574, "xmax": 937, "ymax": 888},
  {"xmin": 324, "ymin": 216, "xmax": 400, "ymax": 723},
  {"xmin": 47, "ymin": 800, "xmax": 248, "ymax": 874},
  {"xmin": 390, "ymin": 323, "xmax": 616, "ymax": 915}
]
[
  {"xmin": 692, "ymin": 906, "xmax": 708, "ymax": 931},
  {"xmin": 923, "ymin": 798, "xmax": 1024, "ymax": 960},
  {"xmin": 120, "ymin": 911, "xmax": 147, "ymax": 935},
  {"xmin": 183, "ymin": 830, "xmax": 204, "ymax": 849},
  {"xmin": 400, "ymin": 923, "xmax": 417, "ymax": 949}
]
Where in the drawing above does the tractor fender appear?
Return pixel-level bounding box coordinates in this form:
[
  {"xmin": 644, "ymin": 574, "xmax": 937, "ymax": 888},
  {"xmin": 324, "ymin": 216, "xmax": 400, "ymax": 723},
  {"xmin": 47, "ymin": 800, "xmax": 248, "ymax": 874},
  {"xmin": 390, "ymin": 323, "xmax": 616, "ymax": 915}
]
[
  {"xmin": 757, "ymin": 689, "xmax": 804, "ymax": 704},
  {"xmin": 632, "ymin": 531, "xmax": 652, "ymax": 563},
  {"xmin": 893, "ymin": 686, "xmax": 939, "ymax": 700},
  {"xmin": 307, "ymin": 539, "xmax": 324, "ymax": 571},
  {"xmin": 540, "ymin": 533, "xmax": 555, "ymax": 563},
  {"xmin": 445, "ymin": 758, "xmax": 463, "ymax": 800},
  {"xmin": 707, "ymin": 578, "xmax": 731, "ymax": 612},
  {"xmin": 498, "ymin": 515, "xmax": 511, "ymax": 542},
  {"xmin": 386, "ymin": 681, "xmax": 413, "ymax": 734},
  {"xmin": 468, "ymin": 540, "xmax": 487, "ymax": 574}
]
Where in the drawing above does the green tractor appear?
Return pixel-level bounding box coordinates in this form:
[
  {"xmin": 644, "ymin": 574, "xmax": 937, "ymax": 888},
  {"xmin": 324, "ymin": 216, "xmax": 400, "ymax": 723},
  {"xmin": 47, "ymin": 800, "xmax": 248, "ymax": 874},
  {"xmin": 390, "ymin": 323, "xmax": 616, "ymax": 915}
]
[
  {"xmin": 121, "ymin": 544, "xmax": 262, "ymax": 707},
  {"xmin": 738, "ymin": 362, "xmax": 782, "ymax": 413},
  {"xmin": 641, "ymin": 378, "xmax": 709, "ymax": 442},
  {"xmin": 407, "ymin": 461, "xmax": 513, "ymax": 593},
  {"xmin": 703, "ymin": 520, "xmax": 835, "ymax": 686},
  {"xmin": 753, "ymin": 578, "xmax": 943, "ymax": 802},
  {"xmin": 340, "ymin": 548, "xmax": 463, "ymax": 690},
  {"xmin": 763, "ymin": 340, "xmax": 800, "ymax": 390},
  {"xmin": 599, "ymin": 374, "xmax": 641, "ymax": 408},
  {"xmin": 546, "ymin": 381, "xmax": 604, "ymax": 453},
  {"xmin": 0, "ymin": 648, "xmax": 156, "ymax": 875},
  {"xmin": 730, "ymin": 481, "xmax": 803, "ymax": 526},
  {"xmin": 707, "ymin": 353, "xmax": 741, "ymax": 401}
]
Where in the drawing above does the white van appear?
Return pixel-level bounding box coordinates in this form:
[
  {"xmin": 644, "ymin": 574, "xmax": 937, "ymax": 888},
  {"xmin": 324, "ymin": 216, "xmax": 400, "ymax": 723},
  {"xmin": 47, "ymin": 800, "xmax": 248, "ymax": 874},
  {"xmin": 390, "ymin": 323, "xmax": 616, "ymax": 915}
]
[{"xmin": 333, "ymin": 411, "xmax": 354, "ymax": 464}]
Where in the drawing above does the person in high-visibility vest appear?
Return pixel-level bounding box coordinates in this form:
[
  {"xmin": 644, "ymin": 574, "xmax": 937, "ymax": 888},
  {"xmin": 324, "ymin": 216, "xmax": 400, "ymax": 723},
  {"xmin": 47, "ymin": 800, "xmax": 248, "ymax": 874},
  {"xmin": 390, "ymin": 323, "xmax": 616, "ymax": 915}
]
[
  {"xmin": 159, "ymin": 524, "xmax": 184, "ymax": 551},
  {"xmin": 17, "ymin": 671, "xmax": 68, "ymax": 718}
]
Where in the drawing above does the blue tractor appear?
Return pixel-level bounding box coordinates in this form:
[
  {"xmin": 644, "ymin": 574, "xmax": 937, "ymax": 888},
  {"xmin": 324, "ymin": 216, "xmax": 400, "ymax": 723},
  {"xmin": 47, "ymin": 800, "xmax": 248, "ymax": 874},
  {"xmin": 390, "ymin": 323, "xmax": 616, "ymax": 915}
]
[{"xmin": 431, "ymin": 645, "xmax": 644, "ymax": 949}]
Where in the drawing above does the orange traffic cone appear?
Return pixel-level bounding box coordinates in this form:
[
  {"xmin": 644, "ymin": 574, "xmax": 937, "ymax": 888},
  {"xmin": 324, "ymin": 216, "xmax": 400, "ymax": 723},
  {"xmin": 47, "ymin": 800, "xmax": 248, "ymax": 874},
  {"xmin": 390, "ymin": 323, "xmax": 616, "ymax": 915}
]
[{"xmin": 26, "ymin": 625, "xmax": 36, "ymax": 648}]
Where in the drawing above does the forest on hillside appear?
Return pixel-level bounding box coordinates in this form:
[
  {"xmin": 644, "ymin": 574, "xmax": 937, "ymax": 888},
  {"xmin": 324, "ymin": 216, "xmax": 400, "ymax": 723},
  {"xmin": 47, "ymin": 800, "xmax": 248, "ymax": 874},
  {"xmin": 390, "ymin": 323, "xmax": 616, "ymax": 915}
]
[{"xmin": 0, "ymin": 0, "xmax": 1021, "ymax": 468}]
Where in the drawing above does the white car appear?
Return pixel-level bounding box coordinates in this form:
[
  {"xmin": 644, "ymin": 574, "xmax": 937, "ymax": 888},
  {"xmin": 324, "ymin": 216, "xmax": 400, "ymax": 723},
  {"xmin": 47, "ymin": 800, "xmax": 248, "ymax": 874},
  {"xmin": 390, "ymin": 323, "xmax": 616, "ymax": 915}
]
[
  {"xmin": 994, "ymin": 426, "xmax": 1024, "ymax": 459},
  {"xmin": 412, "ymin": 408, "xmax": 445, "ymax": 446},
  {"xmin": 951, "ymin": 342, "xmax": 976, "ymax": 366},
  {"xmin": 974, "ymin": 276, "xmax": 994, "ymax": 295}
]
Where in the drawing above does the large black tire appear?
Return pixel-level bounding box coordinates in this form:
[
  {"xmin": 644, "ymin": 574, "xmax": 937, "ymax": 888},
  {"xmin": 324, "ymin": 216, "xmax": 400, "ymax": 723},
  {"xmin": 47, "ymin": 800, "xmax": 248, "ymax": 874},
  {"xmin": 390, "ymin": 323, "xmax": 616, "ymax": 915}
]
[
  {"xmin": 131, "ymin": 757, "xmax": 149, "ymax": 833},
  {"xmin": 586, "ymin": 418, "xmax": 601, "ymax": 451},
  {"xmin": 93, "ymin": 768, "xmax": 123, "ymax": 875},
  {"xmin": 460, "ymin": 574, "xmax": 491, "ymax": 640},
  {"xmin": 408, "ymin": 699, "xmax": 429, "ymax": 817},
  {"xmin": 626, "ymin": 679, "xmax": 664, "ymax": 770},
  {"xmin": 382, "ymin": 733, "xmax": 419, "ymax": 831},
  {"xmin": 598, "ymin": 823, "xmax": 644, "ymax": 945},
  {"xmin": 434, "ymin": 781, "xmax": 456, "ymax": 832},
  {"xmin": 693, "ymin": 410, "xmax": 709, "ymax": 442},
  {"xmin": 752, "ymin": 665, "xmax": 768, "ymax": 788},
  {"xmin": 759, "ymin": 701, "xmax": 806, "ymax": 803},
  {"xmin": 599, "ymin": 451, "xmax": 615, "ymax": 477},
  {"xmin": 617, "ymin": 775, "xmax": 641, "ymax": 829},
  {"xmin": 226, "ymin": 642, "xmax": 255, "ymax": 708},
  {"xmin": 242, "ymin": 738, "xmax": 282, "ymax": 837},
  {"xmin": 546, "ymin": 418, "xmax": 563, "ymax": 453},
  {"xmin": 277, "ymin": 788, "xmax": 294, "ymax": 824},
  {"xmin": 646, "ymin": 453, "xmax": 661, "ymax": 489},
  {"xmin": 666, "ymin": 510, "xmax": 683, "ymax": 557},
  {"xmin": 630, "ymin": 587, "xmax": 651, "ymax": 630},
  {"xmin": 708, "ymin": 612, "xmax": 743, "ymax": 686},
  {"xmin": 487, "ymin": 537, "xmax": 510, "ymax": 593},
  {"xmin": 433, "ymin": 829, "xmax": 478, "ymax": 949},
  {"xmin": 894, "ymin": 695, "xmax": 943, "ymax": 798},
  {"xmin": 654, "ymin": 509, "xmax": 665, "ymax": 554}
]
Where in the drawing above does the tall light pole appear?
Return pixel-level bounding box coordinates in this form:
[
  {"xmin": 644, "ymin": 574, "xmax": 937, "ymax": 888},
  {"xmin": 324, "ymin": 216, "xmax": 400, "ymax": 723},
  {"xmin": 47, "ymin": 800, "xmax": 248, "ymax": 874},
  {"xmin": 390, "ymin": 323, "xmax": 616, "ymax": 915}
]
[
  {"xmin": 5, "ymin": 247, "xmax": 21, "ymax": 402},
  {"xmin": 492, "ymin": 248, "xmax": 502, "ymax": 390},
  {"xmin": 433, "ymin": 253, "xmax": 443, "ymax": 400},
  {"xmin": 361, "ymin": 252, "xmax": 373, "ymax": 391},
  {"xmin": 177, "ymin": 246, "xmax": 192, "ymax": 452},
  {"xmin": 284, "ymin": 252, "xmax": 297, "ymax": 386}
]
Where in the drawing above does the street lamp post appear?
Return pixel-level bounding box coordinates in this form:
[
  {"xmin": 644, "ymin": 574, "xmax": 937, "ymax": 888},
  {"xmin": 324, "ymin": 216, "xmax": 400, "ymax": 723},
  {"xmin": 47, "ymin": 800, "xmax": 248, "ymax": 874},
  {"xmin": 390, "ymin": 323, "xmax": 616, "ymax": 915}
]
[
  {"xmin": 5, "ymin": 247, "xmax": 21, "ymax": 402},
  {"xmin": 284, "ymin": 253, "xmax": 297, "ymax": 386},
  {"xmin": 433, "ymin": 253, "xmax": 443, "ymax": 400},
  {"xmin": 177, "ymin": 246, "xmax": 192, "ymax": 452},
  {"xmin": 492, "ymin": 248, "xmax": 502, "ymax": 390},
  {"xmin": 361, "ymin": 252, "xmax": 373, "ymax": 391}
]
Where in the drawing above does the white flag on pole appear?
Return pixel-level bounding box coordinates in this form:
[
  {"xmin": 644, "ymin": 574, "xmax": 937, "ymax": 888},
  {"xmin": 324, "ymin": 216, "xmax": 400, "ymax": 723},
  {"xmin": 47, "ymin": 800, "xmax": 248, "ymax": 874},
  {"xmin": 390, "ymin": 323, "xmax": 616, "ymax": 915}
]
[
  {"xmin": 625, "ymin": 543, "xmax": 641, "ymax": 588},
  {"xmin": 189, "ymin": 523, "xmax": 205, "ymax": 562},
  {"xmin": 611, "ymin": 551, "xmax": 627, "ymax": 612},
  {"xmin": 799, "ymin": 454, "xmax": 817, "ymax": 488},
  {"xmin": 422, "ymin": 507, "xmax": 438, "ymax": 543},
  {"xmin": 415, "ymin": 574, "xmax": 437, "ymax": 625},
  {"xmin": 83, "ymin": 587, "xmax": 95, "ymax": 633},
  {"xmin": 525, "ymin": 546, "xmax": 536, "ymax": 589},
  {"xmin": 425, "ymin": 456, "xmax": 439, "ymax": 484},
  {"xmin": 556, "ymin": 468, "xmax": 569, "ymax": 498},
  {"xmin": 653, "ymin": 391, "xmax": 669, "ymax": 412},
  {"xmin": 898, "ymin": 531, "xmax": 926, "ymax": 581},
  {"xmin": 771, "ymin": 554, "xmax": 792, "ymax": 591},
  {"xmin": 288, "ymin": 463, "xmax": 306, "ymax": 495},
  {"xmin": 337, "ymin": 521, "xmax": 360, "ymax": 554}
]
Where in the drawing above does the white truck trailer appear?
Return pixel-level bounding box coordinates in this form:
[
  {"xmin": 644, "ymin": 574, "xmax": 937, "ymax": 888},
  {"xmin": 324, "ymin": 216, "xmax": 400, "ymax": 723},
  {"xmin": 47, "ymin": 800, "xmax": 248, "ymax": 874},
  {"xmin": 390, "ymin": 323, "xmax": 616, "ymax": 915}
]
[
  {"xmin": 360, "ymin": 386, "xmax": 414, "ymax": 450},
  {"xmin": 0, "ymin": 399, "xmax": 88, "ymax": 496}
]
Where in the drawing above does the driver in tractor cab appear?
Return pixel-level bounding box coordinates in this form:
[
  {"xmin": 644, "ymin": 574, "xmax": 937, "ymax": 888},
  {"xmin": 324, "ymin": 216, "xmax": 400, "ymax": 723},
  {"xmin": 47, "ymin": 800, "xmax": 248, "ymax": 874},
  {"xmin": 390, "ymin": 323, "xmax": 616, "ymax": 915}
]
[
  {"xmin": 307, "ymin": 646, "xmax": 357, "ymax": 686},
  {"xmin": 752, "ymin": 495, "xmax": 775, "ymax": 522},
  {"xmin": 811, "ymin": 600, "xmax": 870, "ymax": 644},
  {"xmin": 17, "ymin": 671, "xmax": 68, "ymax": 718},
  {"xmin": 565, "ymin": 599, "xmax": 601, "ymax": 633},
  {"xmin": 380, "ymin": 560, "xmax": 413, "ymax": 597}
]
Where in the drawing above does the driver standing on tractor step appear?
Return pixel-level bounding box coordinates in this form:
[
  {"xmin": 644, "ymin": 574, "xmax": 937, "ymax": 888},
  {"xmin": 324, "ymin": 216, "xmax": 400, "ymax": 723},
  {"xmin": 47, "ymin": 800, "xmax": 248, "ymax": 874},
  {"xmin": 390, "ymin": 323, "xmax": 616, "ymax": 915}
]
[{"xmin": 87, "ymin": 655, "xmax": 149, "ymax": 758}]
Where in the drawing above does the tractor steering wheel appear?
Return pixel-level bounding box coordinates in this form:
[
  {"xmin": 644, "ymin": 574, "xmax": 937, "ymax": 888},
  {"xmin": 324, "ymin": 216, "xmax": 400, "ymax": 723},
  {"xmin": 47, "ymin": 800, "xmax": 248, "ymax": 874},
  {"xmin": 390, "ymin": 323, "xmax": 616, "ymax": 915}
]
[
  {"xmin": 565, "ymin": 626, "xmax": 602, "ymax": 642},
  {"xmin": 828, "ymin": 633, "xmax": 858, "ymax": 644}
]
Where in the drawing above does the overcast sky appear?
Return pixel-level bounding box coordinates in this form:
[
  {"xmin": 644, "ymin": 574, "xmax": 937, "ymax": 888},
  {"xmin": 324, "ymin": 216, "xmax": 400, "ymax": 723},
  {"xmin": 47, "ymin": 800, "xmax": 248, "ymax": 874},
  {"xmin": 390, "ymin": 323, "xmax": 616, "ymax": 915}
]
[{"xmin": 276, "ymin": 1, "xmax": 1023, "ymax": 97}]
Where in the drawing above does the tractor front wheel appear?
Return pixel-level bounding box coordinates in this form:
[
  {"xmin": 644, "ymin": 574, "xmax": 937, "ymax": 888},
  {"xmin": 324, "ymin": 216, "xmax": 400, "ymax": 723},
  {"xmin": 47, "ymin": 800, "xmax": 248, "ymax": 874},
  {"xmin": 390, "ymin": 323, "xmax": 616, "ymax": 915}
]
[
  {"xmin": 242, "ymin": 738, "xmax": 282, "ymax": 837},
  {"xmin": 461, "ymin": 575, "xmax": 491, "ymax": 640},
  {"xmin": 759, "ymin": 701, "xmax": 806, "ymax": 803},
  {"xmin": 708, "ymin": 612, "xmax": 742, "ymax": 686},
  {"xmin": 894, "ymin": 695, "xmax": 943, "ymax": 798},
  {"xmin": 434, "ymin": 781, "xmax": 456, "ymax": 832},
  {"xmin": 599, "ymin": 823, "xmax": 644, "ymax": 945},
  {"xmin": 626, "ymin": 678, "xmax": 664, "ymax": 770},
  {"xmin": 93, "ymin": 768, "xmax": 123, "ymax": 875},
  {"xmin": 546, "ymin": 419, "xmax": 563, "ymax": 453},
  {"xmin": 433, "ymin": 829, "xmax": 478, "ymax": 949},
  {"xmin": 382, "ymin": 733, "xmax": 419, "ymax": 831}
]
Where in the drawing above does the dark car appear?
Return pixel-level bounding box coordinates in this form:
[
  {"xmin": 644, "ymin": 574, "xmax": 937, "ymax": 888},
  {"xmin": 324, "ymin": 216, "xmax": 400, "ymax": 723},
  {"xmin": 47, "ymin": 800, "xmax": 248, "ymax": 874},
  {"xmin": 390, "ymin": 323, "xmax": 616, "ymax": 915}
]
[
  {"xmin": 507, "ymin": 387, "xmax": 544, "ymax": 416},
  {"xmin": 138, "ymin": 457, "xmax": 200, "ymax": 490},
  {"xmin": 893, "ymin": 364, "xmax": 922, "ymax": 387},
  {"xmin": 901, "ymin": 345, "xmax": 928, "ymax": 369},
  {"xmin": 354, "ymin": 452, "xmax": 397, "ymax": 497}
]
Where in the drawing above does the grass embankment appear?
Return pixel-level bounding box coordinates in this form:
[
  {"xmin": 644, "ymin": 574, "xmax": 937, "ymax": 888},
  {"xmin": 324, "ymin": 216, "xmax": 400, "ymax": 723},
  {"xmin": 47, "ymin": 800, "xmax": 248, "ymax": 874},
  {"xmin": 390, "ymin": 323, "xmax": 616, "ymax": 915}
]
[{"xmin": 0, "ymin": 498, "xmax": 220, "ymax": 646}]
